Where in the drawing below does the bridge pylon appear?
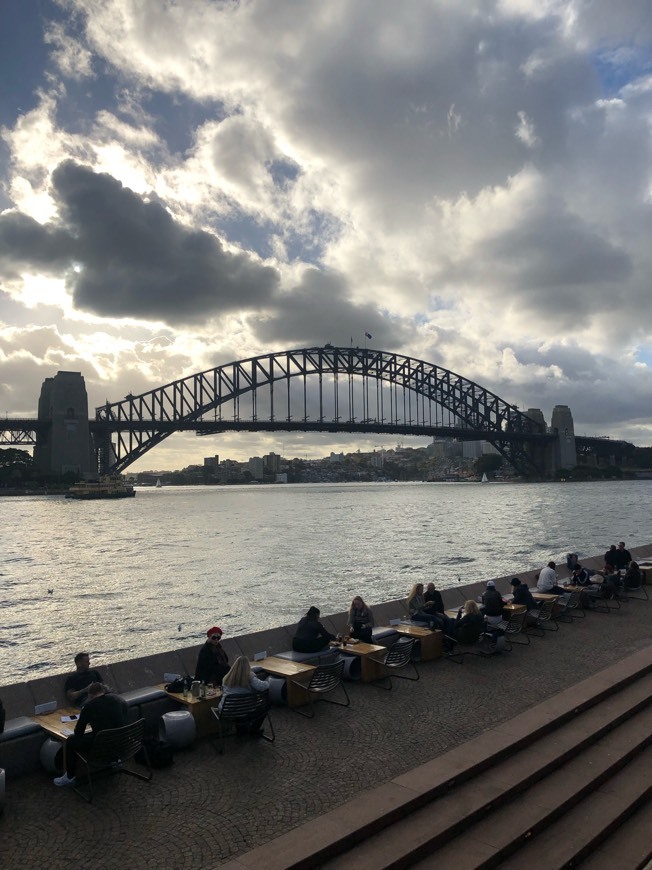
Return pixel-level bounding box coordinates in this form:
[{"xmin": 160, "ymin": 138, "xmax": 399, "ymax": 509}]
[
  {"xmin": 33, "ymin": 372, "xmax": 93, "ymax": 478},
  {"xmin": 550, "ymin": 405, "xmax": 577, "ymax": 475}
]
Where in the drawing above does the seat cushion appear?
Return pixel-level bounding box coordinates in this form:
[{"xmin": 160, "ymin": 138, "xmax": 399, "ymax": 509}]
[
  {"xmin": 0, "ymin": 716, "xmax": 42, "ymax": 741},
  {"xmin": 119, "ymin": 687, "xmax": 167, "ymax": 707}
]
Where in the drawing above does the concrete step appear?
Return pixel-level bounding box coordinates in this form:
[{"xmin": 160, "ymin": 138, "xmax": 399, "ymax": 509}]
[
  {"xmin": 223, "ymin": 650, "xmax": 652, "ymax": 870},
  {"xmin": 411, "ymin": 752, "xmax": 652, "ymax": 870},
  {"xmin": 321, "ymin": 690, "xmax": 652, "ymax": 870},
  {"xmin": 578, "ymin": 796, "xmax": 652, "ymax": 870},
  {"xmin": 494, "ymin": 748, "xmax": 652, "ymax": 869}
]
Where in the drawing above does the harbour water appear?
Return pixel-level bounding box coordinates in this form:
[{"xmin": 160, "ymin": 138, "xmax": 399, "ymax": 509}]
[{"xmin": 1, "ymin": 479, "xmax": 650, "ymax": 685}]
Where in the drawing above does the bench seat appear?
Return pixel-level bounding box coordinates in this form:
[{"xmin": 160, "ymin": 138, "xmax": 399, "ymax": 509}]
[{"xmin": 0, "ymin": 716, "xmax": 41, "ymax": 741}]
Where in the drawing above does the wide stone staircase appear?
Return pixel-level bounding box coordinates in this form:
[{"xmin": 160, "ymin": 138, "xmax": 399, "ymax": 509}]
[{"xmin": 226, "ymin": 647, "xmax": 652, "ymax": 870}]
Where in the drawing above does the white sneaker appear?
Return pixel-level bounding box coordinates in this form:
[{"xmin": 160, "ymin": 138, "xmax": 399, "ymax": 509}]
[{"xmin": 53, "ymin": 773, "xmax": 76, "ymax": 787}]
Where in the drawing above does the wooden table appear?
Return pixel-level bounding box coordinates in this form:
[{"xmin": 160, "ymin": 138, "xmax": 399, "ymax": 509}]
[
  {"xmin": 158, "ymin": 684, "xmax": 222, "ymax": 737},
  {"xmin": 532, "ymin": 592, "xmax": 559, "ymax": 600},
  {"xmin": 256, "ymin": 656, "xmax": 316, "ymax": 708},
  {"xmin": 31, "ymin": 706, "xmax": 89, "ymax": 770},
  {"xmin": 447, "ymin": 604, "xmax": 525, "ymax": 618},
  {"xmin": 388, "ymin": 625, "xmax": 443, "ymax": 661},
  {"xmin": 332, "ymin": 641, "xmax": 390, "ymax": 681}
]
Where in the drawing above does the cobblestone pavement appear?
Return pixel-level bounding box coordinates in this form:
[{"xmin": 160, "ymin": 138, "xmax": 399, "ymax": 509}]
[{"xmin": 1, "ymin": 600, "xmax": 651, "ymax": 870}]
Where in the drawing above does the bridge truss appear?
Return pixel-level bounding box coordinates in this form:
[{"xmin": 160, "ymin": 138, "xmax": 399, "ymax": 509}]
[{"xmin": 94, "ymin": 346, "xmax": 550, "ymax": 475}]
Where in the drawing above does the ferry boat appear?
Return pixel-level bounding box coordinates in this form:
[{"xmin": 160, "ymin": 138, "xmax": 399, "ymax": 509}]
[{"xmin": 66, "ymin": 477, "xmax": 136, "ymax": 500}]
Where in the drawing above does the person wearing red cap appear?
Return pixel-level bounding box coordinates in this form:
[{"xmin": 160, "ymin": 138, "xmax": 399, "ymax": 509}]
[{"xmin": 195, "ymin": 626, "xmax": 230, "ymax": 685}]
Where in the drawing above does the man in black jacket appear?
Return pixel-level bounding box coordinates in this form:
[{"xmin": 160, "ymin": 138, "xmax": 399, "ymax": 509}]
[
  {"xmin": 54, "ymin": 682, "xmax": 129, "ymax": 787},
  {"xmin": 482, "ymin": 581, "xmax": 505, "ymax": 627},
  {"xmin": 615, "ymin": 542, "xmax": 632, "ymax": 570}
]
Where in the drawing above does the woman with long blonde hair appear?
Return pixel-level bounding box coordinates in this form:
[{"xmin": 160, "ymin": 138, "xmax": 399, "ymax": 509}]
[
  {"xmin": 219, "ymin": 655, "xmax": 270, "ymax": 735},
  {"xmin": 443, "ymin": 599, "xmax": 485, "ymax": 649},
  {"xmin": 348, "ymin": 595, "xmax": 374, "ymax": 643}
]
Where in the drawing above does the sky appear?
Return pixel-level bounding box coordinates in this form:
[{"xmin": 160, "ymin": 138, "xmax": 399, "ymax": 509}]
[{"xmin": 1, "ymin": 0, "xmax": 652, "ymax": 471}]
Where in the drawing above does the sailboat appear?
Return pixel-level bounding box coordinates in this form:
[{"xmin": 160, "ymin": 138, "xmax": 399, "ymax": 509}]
[
  {"xmin": 155, "ymin": 478, "xmax": 162, "ymax": 488},
  {"xmin": 481, "ymin": 472, "xmax": 489, "ymax": 483}
]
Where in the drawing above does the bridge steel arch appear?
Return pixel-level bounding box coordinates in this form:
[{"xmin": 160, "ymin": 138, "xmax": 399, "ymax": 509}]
[{"xmin": 94, "ymin": 346, "xmax": 549, "ymax": 476}]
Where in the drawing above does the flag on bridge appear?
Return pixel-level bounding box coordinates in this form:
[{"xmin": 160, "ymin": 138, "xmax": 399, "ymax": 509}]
[{"xmin": 365, "ymin": 332, "xmax": 372, "ymax": 339}]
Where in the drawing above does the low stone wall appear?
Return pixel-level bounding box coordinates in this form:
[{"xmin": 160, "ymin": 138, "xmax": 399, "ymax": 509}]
[{"xmin": 2, "ymin": 544, "xmax": 651, "ymax": 778}]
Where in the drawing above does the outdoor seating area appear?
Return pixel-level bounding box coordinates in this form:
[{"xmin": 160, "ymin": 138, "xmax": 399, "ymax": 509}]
[{"xmin": 1, "ymin": 545, "xmax": 651, "ymax": 866}]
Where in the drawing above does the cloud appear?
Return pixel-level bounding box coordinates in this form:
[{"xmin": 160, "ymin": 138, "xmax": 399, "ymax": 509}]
[
  {"xmin": 2, "ymin": 0, "xmax": 652, "ymax": 465},
  {"xmin": 249, "ymin": 268, "xmax": 415, "ymax": 349},
  {"xmin": 0, "ymin": 160, "xmax": 280, "ymax": 324}
]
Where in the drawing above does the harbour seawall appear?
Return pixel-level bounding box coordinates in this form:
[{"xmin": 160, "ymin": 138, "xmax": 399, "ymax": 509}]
[{"xmin": 2, "ymin": 543, "xmax": 651, "ymax": 738}]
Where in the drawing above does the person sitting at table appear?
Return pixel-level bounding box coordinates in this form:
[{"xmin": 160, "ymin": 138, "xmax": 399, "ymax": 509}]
[
  {"xmin": 424, "ymin": 582, "xmax": 444, "ymax": 616},
  {"xmin": 570, "ymin": 564, "xmax": 593, "ymax": 586},
  {"xmin": 481, "ymin": 581, "xmax": 505, "ymax": 628},
  {"xmin": 443, "ymin": 600, "xmax": 485, "ymax": 650},
  {"xmin": 603, "ymin": 545, "xmax": 619, "ymax": 573},
  {"xmin": 219, "ymin": 656, "xmax": 270, "ymax": 735},
  {"xmin": 601, "ymin": 565, "xmax": 624, "ymax": 600},
  {"xmin": 64, "ymin": 651, "xmax": 104, "ymax": 707},
  {"xmin": 347, "ymin": 596, "xmax": 374, "ymax": 643},
  {"xmin": 407, "ymin": 583, "xmax": 441, "ymax": 628},
  {"xmin": 615, "ymin": 541, "xmax": 632, "ymax": 570},
  {"xmin": 536, "ymin": 561, "xmax": 567, "ymax": 596},
  {"xmin": 292, "ymin": 607, "xmax": 336, "ymax": 653},
  {"xmin": 195, "ymin": 626, "xmax": 230, "ymax": 685},
  {"xmin": 624, "ymin": 561, "xmax": 642, "ymax": 589},
  {"xmin": 509, "ymin": 578, "xmax": 541, "ymax": 625},
  {"xmin": 53, "ymin": 682, "xmax": 129, "ymax": 787}
]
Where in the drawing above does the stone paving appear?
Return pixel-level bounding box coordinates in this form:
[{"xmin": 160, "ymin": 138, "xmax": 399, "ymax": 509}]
[{"xmin": 1, "ymin": 593, "xmax": 651, "ymax": 870}]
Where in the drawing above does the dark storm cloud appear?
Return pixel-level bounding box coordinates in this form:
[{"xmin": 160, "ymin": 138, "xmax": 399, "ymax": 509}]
[
  {"xmin": 0, "ymin": 212, "xmax": 74, "ymax": 277},
  {"xmin": 0, "ymin": 160, "xmax": 279, "ymax": 323},
  {"xmin": 250, "ymin": 267, "xmax": 415, "ymax": 349}
]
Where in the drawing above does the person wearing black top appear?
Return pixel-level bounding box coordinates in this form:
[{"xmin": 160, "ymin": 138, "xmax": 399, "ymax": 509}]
[
  {"xmin": 64, "ymin": 652, "xmax": 103, "ymax": 707},
  {"xmin": 615, "ymin": 542, "xmax": 632, "ymax": 570},
  {"xmin": 510, "ymin": 578, "xmax": 537, "ymax": 609},
  {"xmin": 482, "ymin": 581, "xmax": 505, "ymax": 626},
  {"xmin": 195, "ymin": 626, "xmax": 230, "ymax": 684},
  {"xmin": 292, "ymin": 607, "xmax": 335, "ymax": 653},
  {"xmin": 604, "ymin": 545, "xmax": 618, "ymax": 571},
  {"xmin": 54, "ymin": 682, "xmax": 129, "ymax": 786},
  {"xmin": 443, "ymin": 600, "xmax": 485, "ymax": 649},
  {"xmin": 509, "ymin": 577, "xmax": 543, "ymax": 624},
  {"xmin": 570, "ymin": 566, "xmax": 593, "ymax": 586},
  {"xmin": 624, "ymin": 561, "xmax": 642, "ymax": 589},
  {"xmin": 424, "ymin": 583, "xmax": 444, "ymax": 615}
]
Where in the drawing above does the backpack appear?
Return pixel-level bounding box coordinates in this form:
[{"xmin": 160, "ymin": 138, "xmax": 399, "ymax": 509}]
[{"xmin": 136, "ymin": 736, "xmax": 174, "ymax": 769}]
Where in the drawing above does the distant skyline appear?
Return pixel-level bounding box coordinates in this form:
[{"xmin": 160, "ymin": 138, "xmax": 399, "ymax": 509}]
[{"xmin": 1, "ymin": 1, "xmax": 652, "ymax": 470}]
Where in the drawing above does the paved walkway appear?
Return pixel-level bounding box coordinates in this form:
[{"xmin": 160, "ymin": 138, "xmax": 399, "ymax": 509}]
[{"xmin": 2, "ymin": 592, "xmax": 651, "ymax": 869}]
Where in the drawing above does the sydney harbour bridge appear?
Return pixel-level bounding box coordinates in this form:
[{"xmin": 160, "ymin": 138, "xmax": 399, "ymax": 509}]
[{"xmin": 0, "ymin": 346, "xmax": 635, "ymax": 478}]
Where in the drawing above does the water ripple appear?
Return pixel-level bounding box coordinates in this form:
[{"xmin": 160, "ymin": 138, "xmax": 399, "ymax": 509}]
[{"xmin": 1, "ymin": 480, "xmax": 650, "ymax": 683}]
